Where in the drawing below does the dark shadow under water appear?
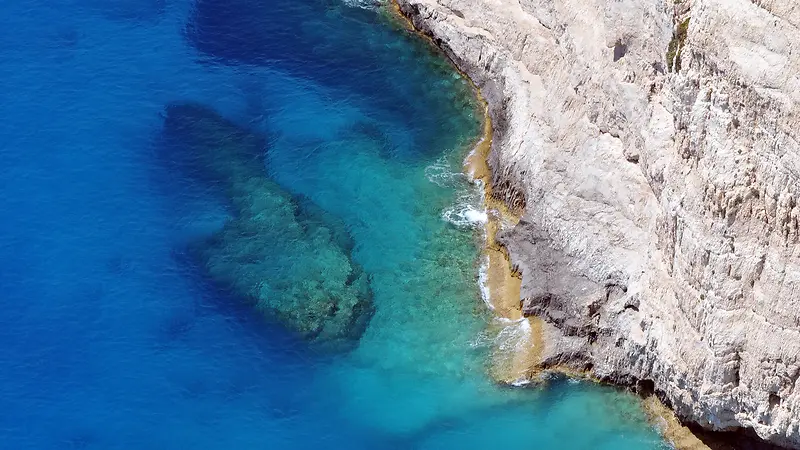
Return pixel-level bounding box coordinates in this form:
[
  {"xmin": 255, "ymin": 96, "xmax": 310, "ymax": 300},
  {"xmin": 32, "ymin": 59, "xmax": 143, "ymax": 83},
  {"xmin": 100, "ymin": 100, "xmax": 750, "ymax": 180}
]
[{"xmin": 186, "ymin": 0, "xmax": 478, "ymax": 162}]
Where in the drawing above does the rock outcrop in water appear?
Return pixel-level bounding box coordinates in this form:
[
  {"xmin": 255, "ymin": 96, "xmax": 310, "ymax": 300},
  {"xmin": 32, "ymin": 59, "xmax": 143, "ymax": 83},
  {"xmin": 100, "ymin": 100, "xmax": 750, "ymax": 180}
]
[
  {"xmin": 397, "ymin": 0, "xmax": 800, "ymax": 446},
  {"xmin": 163, "ymin": 102, "xmax": 374, "ymax": 348}
]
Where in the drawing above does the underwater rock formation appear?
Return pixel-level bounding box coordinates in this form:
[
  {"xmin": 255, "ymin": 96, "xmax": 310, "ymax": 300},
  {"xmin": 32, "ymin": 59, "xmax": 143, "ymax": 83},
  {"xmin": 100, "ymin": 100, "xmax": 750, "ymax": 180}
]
[{"xmin": 162, "ymin": 102, "xmax": 374, "ymax": 348}]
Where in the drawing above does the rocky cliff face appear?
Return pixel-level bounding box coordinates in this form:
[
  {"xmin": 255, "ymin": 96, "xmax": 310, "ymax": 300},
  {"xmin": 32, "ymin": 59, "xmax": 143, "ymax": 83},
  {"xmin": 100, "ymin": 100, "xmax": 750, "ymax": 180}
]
[{"xmin": 396, "ymin": 0, "xmax": 800, "ymax": 446}]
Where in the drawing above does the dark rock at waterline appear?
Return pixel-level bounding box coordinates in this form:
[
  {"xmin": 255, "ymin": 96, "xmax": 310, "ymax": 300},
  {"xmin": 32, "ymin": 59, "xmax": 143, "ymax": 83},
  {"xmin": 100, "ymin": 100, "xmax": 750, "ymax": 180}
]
[{"xmin": 162, "ymin": 102, "xmax": 374, "ymax": 348}]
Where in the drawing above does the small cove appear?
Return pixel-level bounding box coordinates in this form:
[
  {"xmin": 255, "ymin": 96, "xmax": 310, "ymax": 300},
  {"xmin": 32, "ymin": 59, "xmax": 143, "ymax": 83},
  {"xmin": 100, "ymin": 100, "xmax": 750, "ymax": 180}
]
[{"xmin": 0, "ymin": 0, "xmax": 671, "ymax": 448}]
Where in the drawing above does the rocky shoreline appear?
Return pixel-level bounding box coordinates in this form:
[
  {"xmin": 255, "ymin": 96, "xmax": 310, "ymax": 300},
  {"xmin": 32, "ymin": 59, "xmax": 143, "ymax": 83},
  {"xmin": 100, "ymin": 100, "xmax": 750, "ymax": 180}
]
[{"xmin": 395, "ymin": 0, "xmax": 800, "ymax": 447}]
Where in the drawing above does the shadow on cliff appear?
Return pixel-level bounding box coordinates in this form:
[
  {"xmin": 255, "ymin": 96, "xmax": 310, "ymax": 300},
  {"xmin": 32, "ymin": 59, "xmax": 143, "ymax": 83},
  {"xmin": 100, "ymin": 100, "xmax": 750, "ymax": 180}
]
[
  {"xmin": 159, "ymin": 101, "xmax": 375, "ymax": 351},
  {"xmin": 689, "ymin": 426, "xmax": 786, "ymax": 450}
]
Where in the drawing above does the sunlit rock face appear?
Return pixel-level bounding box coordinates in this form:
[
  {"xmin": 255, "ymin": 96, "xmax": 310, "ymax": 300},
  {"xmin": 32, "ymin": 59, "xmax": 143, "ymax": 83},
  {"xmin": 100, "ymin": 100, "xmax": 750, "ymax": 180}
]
[
  {"xmin": 397, "ymin": 0, "xmax": 800, "ymax": 446},
  {"xmin": 162, "ymin": 102, "xmax": 374, "ymax": 349}
]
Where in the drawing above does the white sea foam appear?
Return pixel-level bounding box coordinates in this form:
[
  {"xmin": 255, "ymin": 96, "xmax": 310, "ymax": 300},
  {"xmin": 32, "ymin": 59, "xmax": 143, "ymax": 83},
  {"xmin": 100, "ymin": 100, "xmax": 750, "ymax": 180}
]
[
  {"xmin": 493, "ymin": 317, "xmax": 532, "ymax": 353},
  {"xmin": 652, "ymin": 416, "xmax": 669, "ymax": 435},
  {"xmin": 478, "ymin": 257, "xmax": 493, "ymax": 311},
  {"xmin": 425, "ymin": 154, "xmax": 489, "ymax": 230},
  {"xmin": 440, "ymin": 176, "xmax": 488, "ymax": 230},
  {"xmin": 471, "ymin": 318, "xmax": 534, "ymax": 352},
  {"xmin": 424, "ymin": 156, "xmax": 466, "ymax": 188},
  {"xmin": 469, "ymin": 330, "xmax": 494, "ymax": 349},
  {"xmin": 464, "ymin": 208, "xmax": 488, "ymax": 223},
  {"xmin": 511, "ymin": 377, "xmax": 532, "ymax": 387},
  {"xmin": 442, "ymin": 202, "xmax": 488, "ymax": 229},
  {"xmin": 340, "ymin": 0, "xmax": 380, "ymax": 10}
]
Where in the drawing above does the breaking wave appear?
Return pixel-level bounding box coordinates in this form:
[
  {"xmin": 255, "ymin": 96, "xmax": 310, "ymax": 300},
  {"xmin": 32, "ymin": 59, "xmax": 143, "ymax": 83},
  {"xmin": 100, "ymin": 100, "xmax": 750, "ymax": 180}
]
[
  {"xmin": 340, "ymin": 0, "xmax": 382, "ymax": 9},
  {"xmin": 427, "ymin": 157, "xmax": 487, "ymax": 229},
  {"xmin": 424, "ymin": 156, "xmax": 467, "ymax": 188}
]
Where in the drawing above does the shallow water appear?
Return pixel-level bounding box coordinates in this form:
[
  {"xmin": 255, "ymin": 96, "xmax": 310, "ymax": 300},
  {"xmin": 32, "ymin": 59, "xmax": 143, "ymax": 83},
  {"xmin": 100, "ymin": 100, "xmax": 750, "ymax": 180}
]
[{"xmin": 0, "ymin": 0, "xmax": 670, "ymax": 448}]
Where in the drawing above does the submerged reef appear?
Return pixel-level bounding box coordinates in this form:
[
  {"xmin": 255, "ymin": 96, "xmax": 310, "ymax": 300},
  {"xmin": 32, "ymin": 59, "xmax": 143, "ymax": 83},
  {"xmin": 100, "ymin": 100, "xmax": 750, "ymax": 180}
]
[{"xmin": 162, "ymin": 102, "xmax": 374, "ymax": 348}]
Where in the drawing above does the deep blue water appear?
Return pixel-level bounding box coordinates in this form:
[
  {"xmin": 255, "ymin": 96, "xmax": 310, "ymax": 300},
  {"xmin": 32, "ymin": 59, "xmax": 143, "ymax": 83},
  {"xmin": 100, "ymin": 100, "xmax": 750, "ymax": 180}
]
[{"xmin": 0, "ymin": 0, "xmax": 670, "ymax": 448}]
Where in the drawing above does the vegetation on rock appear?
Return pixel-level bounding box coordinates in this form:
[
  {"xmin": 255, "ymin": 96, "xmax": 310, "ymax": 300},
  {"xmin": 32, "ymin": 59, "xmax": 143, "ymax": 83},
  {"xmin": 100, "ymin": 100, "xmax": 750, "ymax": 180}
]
[{"xmin": 667, "ymin": 17, "xmax": 690, "ymax": 72}]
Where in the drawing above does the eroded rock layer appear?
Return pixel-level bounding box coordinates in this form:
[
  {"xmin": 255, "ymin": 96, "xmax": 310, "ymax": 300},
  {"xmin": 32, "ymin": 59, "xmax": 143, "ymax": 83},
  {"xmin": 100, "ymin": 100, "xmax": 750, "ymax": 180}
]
[
  {"xmin": 396, "ymin": 0, "xmax": 800, "ymax": 446},
  {"xmin": 163, "ymin": 102, "xmax": 374, "ymax": 348}
]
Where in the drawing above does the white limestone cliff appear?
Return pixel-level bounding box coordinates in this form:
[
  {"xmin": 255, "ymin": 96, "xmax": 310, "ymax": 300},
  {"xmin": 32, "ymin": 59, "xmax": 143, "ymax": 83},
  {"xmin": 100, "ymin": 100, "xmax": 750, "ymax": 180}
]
[{"xmin": 396, "ymin": 0, "xmax": 800, "ymax": 446}]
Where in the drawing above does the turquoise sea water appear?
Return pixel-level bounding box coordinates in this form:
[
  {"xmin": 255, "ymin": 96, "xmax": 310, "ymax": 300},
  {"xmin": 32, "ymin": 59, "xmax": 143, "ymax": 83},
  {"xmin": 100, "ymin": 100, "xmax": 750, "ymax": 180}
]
[{"xmin": 0, "ymin": 0, "xmax": 671, "ymax": 448}]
